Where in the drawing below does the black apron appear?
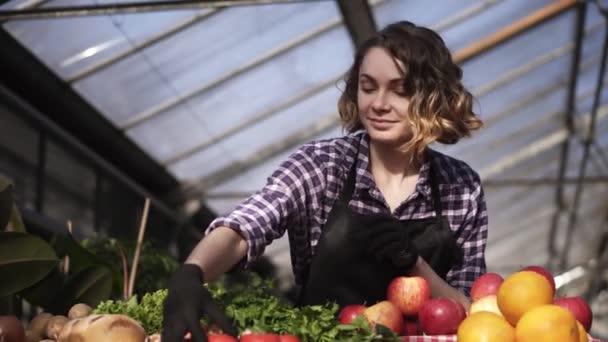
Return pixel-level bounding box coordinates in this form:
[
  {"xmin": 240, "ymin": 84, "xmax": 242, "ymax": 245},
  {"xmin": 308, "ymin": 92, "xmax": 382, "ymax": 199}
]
[{"xmin": 297, "ymin": 148, "xmax": 462, "ymax": 307}]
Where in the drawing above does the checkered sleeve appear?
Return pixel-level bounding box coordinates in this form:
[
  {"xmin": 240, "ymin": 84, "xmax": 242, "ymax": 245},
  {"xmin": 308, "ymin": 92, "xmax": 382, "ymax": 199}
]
[
  {"xmin": 446, "ymin": 181, "xmax": 488, "ymax": 297},
  {"xmin": 206, "ymin": 144, "xmax": 325, "ymax": 269}
]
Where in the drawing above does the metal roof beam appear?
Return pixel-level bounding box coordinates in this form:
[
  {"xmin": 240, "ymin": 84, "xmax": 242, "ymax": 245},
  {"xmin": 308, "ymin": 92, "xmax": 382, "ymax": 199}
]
[
  {"xmin": 335, "ymin": 0, "xmax": 377, "ymax": 49},
  {"xmin": 0, "ymin": 0, "xmax": 329, "ymax": 20},
  {"xmin": 549, "ymin": 2, "xmax": 588, "ymax": 266},
  {"xmin": 484, "ymin": 177, "xmax": 608, "ymax": 187},
  {"xmin": 560, "ymin": 14, "xmax": 608, "ymax": 269}
]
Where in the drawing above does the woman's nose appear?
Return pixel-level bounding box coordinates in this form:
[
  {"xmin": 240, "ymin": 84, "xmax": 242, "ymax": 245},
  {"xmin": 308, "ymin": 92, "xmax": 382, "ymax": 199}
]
[{"xmin": 371, "ymin": 91, "xmax": 390, "ymax": 112}]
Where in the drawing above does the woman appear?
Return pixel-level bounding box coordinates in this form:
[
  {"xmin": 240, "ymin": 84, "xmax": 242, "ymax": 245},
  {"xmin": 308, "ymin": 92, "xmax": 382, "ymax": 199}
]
[{"xmin": 162, "ymin": 21, "xmax": 487, "ymax": 342}]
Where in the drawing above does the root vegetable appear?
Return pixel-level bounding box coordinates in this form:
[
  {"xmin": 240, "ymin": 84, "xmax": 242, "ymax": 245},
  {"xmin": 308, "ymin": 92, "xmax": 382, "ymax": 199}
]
[
  {"xmin": 24, "ymin": 330, "xmax": 38, "ymax": 342},
  {"xmin": 57, "ymin": 314, "xmax": 146, "ymax": 342},
  {"xmin": 45, "ymin": 315, "xmax": 69, "ymax": 340},
  {"xmin": 68, "ymin": 303, "xmax": 92, "ymax": 320},
  {"xmin": 28, "ymin": 312, "xmax": 52, "ymax": 338}
]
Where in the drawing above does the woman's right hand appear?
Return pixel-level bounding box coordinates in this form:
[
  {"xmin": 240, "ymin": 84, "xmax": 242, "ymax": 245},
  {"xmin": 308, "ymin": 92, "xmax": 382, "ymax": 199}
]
[{"xmin": 161, "ymin": 264, "xmax": 238, "ymax": 342}]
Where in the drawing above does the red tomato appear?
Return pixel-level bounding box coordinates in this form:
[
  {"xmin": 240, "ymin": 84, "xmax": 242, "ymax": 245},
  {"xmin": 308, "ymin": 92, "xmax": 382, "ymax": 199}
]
[
  {"xmin": 207, "ymin": 334, "xmax": 238, "ymax": 342},
  {"xmin": 279, "ymin": 334, "xmax": 301, "ymax": 342},
  {"xmin": 240, "ymin": 333, "xmax": 282, "ymax": 342}
]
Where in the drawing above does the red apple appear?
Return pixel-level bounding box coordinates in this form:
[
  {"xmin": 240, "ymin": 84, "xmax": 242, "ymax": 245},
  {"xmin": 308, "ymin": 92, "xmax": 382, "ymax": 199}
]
[
  {"xmin": 0, "ymin": 316, "xmax": 24, "ymax": 342},
  {"xmin": 468, "ymin": 295, "xmax": 503, "ymax": 317},
  {"xmin": 418, "ymin": 298, "xmax": 466, "ymax": 335},
  {"xmin": 363, "ymin": 300, "xmax": 404, "ymax": 334},
  {"xmin": 554, "ymin": 297, "xmax": 593, "ymax": 332},
  {"xmin": 278, "ymin": 335, "xmax": 301, "ymax": 342},
  {"xmin": 401, "ymin": 319, "xmax": 422, "ymax": 336},
  {"xmin": 240, "ymin": 333, "xmax": 282, "ymax": 342},
  {"xmin": 521, "ymin": 265, "xmax": 556, "ymax": 295},
  {"xmin": 207, "ymin": 334, "xmax": 238, "ymax": 342},
  {"xmin": 338, "ymin": 304, "xmax": 366, "ymax": 324},
  {"xmin": 386, "ymin": 276, "xmax": 431, "ymax": 316},
  {"xmin": 450, "ymin": 298, "xmax": 467, "ymax": 322},
  {"xmin": 470, "ymin": 273, "xmax": 504, "ymax": 302}
]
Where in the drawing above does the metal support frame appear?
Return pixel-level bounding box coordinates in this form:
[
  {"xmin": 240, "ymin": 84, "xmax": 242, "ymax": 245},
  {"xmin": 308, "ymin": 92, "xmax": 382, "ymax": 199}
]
[
  {"xmin": 0, "ymin": 82, "xmax": 181, "ymax": 224},
  {"xmin": 548, "ymin": 2, "xmax": 587, "ymax": 267},
  {"xmin": 335, "ymin": 0, "xmax": 377, "ymax": 49},
  {"xmin": 559, "ymin": 9, "xmax": 608, "ymax": 269},
  {"xmin": 94, "ymin": 171, "xmax": 103, "ymax": 233},
  {"xmin": 35, "ymin": 130, "xmax": 46, "ymax": 213},
  {"xmin": 0, "ymin": 0, "xmax": 324, "ymax": 20},
  {"xmin": 453, "ymin": 0, "xmax": 576, "ymax": 63},
  {"xmin": 484, "ymin": 177, "xmax": 608, "ymax": 187},
  {"xmin": 0, "ymin": 28, "xmax": 179, "ymax": 197}
]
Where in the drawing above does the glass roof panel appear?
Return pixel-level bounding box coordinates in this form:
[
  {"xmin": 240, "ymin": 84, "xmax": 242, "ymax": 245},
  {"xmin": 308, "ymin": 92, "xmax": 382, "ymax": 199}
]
[
  {"xmin": 373, "ymin": 0, "xmax": 480, "ymax": 31},
  {"xmin": 72, "ymin": 1, "xmax": 341, "ymax": 126},
  {"xmin": 460, "ymin": 10, "xmax": 575, "ymax": 91},
  {"xmin": 127, "ymin": 24, "xmax": 352, "ymax": 163},
  {"xmin": 0, "ymin": 0, "xmax": 41, "ymax": 10},
  {"xmin": 439, "ymin": 0, "xmax": 555, "ymax": 51},
  {"xmin": 166, "ymin": 86, "xmax": 346, "ymax": 184},
  {"xmin": 3, "ymin": 0, "xmax": 203, "ymax": 80}
]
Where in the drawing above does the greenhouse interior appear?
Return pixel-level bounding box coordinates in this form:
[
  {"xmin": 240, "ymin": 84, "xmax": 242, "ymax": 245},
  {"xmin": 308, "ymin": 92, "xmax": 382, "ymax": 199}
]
[{"xmin": 1, "ymin": 0, "xmax": 608, "ymax": 341}]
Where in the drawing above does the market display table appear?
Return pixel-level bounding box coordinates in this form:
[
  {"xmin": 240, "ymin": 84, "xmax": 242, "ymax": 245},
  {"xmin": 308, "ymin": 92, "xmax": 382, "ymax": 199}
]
[{"xmin": 401, "ymin": 335, "xmax": 604, "ymax": 341}]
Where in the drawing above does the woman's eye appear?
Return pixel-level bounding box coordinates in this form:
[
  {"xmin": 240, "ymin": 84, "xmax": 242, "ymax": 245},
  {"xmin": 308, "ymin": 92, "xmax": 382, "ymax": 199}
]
[
  {"xmin": 394, "ymin": 88, "xmax": 407, "ymax": 96},
  {"xmin": 360, "ymin": 87, "xmax": 375, "ymax": 93}
]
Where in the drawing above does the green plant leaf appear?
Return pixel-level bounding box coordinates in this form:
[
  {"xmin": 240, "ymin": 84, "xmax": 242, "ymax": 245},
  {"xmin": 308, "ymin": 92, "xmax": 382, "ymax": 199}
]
[
  {"xmin": 7, "ymin": 204, "xmax": 25, "ymax": 232},
  {"xmin": 57, "ymin": 265, "xmax": 113, "ymax": 313},
  {"xmin": 0, "ymin": 174, "xmax": 11, "ymax": 192},
  {"xmin": 0, "ymin": 232, "xmax": 59, "ymax": 296},
  {"xmin": 50, "ymin": 233, "xmax": 104, "ymax": 275},
  {"xmin": 19, "ymin": 267, "xmax": 65, "ymax": 311},
  {"xmin": 0, "ymin": 184, "xmax": 12, "ymax": 231}
]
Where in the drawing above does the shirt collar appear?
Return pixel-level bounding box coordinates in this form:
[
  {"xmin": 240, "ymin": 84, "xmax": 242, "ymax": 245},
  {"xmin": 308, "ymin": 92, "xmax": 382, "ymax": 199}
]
[{"xmin": 353, "ymin": 132, "xmax": 434, "ymax": 202}]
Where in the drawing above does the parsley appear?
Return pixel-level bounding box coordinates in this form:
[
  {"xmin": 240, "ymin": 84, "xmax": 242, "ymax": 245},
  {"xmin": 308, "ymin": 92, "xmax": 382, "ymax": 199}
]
[{"xmin": 94, "ymin": 273, "xmax": 400, "ymax": 341}]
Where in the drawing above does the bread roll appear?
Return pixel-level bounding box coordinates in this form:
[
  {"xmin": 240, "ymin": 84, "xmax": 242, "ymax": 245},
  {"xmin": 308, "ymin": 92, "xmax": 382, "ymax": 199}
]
[{"xmin": 58, "ymin": 314, "xmax": 147, "ymax": 342}]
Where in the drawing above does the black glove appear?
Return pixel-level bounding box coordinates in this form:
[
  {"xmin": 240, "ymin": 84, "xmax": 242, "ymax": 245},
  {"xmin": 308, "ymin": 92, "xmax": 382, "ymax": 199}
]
[
  {"xmin": 351, "ymin": 213, "xmax": 419, "ymax": 270},
  {"xmin": 161, "ymin": 264, "xmax": 237, "ymax": 342}
]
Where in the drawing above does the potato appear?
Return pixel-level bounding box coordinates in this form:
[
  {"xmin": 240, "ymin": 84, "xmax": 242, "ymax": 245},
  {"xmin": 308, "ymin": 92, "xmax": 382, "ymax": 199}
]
[
  {"xmin": 24, "ymin": 330, "xmax": 39, "ymax": 342},
  {"xmin": 146, "ymin": 334, "xmax": 161, "ymax": 342},
  {"xmin": 57, "ymin": 314, "xmax": 146, "ymax": 342},
  {"xmin": 28, "ymin": 312, "xmax": 52, "ymax": 338},
  {"xmin": 68, "ymin": 303, "xmax": 92, "ymax": 320},
  {"xmin": 45, "ymin": 315, "xmax": 69, "ymax": 340}
]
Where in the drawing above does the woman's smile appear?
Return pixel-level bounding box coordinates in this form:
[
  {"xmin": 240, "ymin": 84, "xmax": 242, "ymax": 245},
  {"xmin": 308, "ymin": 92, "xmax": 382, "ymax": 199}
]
[{"xmin": 367, "ymin": 116, "xmax": 398, "ymax": 130}]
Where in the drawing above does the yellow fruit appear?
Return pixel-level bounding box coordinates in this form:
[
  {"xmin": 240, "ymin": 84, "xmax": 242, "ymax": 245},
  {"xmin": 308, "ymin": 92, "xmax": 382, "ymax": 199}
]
[
  {"xmin": 457, "ymin": 311, "xmax": 515, "ymax": 342},
  {"xmin": 497, "ymin": 271, "xmax": 553, "ymax": 325},
  {"xmin": 515, "ymin": 304, "xmax": 579, "ymax": 342},
  {"xmin": 577, "ymin": 321, "xmax": 588, "ymax": 342},
  {"xmin": 469, "ymin": 295, "xmax": 503, "ymax": 317}
]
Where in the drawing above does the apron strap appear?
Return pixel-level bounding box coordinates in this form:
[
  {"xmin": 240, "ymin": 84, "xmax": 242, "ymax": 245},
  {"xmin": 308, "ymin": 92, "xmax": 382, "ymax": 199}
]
[{"xmin": 427, "ymin": 152, "xmax": 445, "ymax": 229}]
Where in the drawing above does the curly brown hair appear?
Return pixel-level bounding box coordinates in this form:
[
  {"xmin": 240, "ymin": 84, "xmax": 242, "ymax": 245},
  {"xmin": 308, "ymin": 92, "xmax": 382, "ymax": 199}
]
[{"xmin": 338, "ymin": 21, "xmax": 482, "ymax": 161}]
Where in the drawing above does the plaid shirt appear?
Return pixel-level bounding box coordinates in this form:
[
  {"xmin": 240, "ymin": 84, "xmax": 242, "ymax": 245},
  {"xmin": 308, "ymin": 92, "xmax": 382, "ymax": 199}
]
[{"xmin": 207, "ymin": 131, "xmax": 488, "ymax": 295}]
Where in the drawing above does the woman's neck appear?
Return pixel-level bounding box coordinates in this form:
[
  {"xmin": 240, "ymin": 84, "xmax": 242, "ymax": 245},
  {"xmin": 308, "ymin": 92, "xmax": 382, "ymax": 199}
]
[{"xmin": 368, "ymin": 140, "xmax": 421, "ymax": 181}]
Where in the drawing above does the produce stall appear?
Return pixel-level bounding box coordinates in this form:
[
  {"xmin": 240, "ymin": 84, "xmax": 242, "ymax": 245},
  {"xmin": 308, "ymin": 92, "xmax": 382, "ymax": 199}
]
[{"xmin": 3, "ymin": 270, "xmax": 603, "ymax": 342}]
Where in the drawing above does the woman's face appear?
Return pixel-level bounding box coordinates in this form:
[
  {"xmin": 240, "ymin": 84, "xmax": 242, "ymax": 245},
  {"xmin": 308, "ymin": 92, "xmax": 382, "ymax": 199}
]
[{"xmin": 357, "ymin": 47, "xmax": 412, "ymax": 146}]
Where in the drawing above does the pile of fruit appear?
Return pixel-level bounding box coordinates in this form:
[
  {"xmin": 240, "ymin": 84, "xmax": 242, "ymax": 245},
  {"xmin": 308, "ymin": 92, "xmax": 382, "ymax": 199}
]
[
  {"xmin": 338, "ymin": 265, "xmax": 597, "ymax": 342},
  {"xmin": 0, "ymin": 266, "xmax": 600, "ymax": 342}
]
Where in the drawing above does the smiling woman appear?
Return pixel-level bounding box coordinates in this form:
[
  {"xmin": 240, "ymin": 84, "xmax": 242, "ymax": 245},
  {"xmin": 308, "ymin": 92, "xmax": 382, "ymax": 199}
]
[{"xmin": 161, "ymin": 20, "xmax": 488, "ymax": 342}]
